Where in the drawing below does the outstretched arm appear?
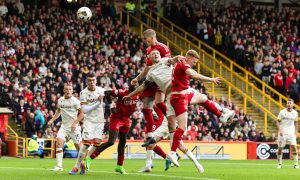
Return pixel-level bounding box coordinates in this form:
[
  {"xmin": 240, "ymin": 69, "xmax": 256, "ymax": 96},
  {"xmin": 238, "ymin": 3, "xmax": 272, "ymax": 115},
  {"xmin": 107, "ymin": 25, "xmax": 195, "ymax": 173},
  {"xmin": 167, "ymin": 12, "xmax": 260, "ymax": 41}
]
[
  {"xmin": 167, "ymin": 55, "xmax": 185, "ymax": 65},
  {"xmin": 131, "ymin": 66, "xmax": 151, "ymax": 85},
  {"xmin": 185, "ymin": 68, "xmax": 221, "ymax": 84},
  {"xmin": 123, "ymin": 82, "xmax": 147, "ymax": 101}
]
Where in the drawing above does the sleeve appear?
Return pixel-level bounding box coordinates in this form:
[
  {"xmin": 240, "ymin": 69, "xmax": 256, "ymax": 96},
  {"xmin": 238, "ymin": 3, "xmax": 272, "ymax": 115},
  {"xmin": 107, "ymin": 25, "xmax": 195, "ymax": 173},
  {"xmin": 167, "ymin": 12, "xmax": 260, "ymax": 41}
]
[
  {"xmin": 117, "ymin": 89, "xmax": 127, "ymax": 98},
  {"xmin": 146, "ymin": 74, "xmax": 154, "ymax": 82},
  {"xmin": 75, "ymin": 99, "xmax": 81, "ymax": 110},
  {"xmin": 159, "ymin": 45, "xmax": 171, "ymax": 58},
  {"xmin": 57, "ymin": 99, "xmax": 61, "ymax": 111},
  {"xmin": 111, "ymin": 90, "xmax": 119, "ymax": 97},
  {"xmin": 161, "ymin": 58, "xmax": 169, "ymax": 65},
  {"xmin": 181, "ymin": 62, "xmax": 191, "ymax": 72},
  {"xmin": 277, "ymin": 110, "xmax": 283, "ymax": 121},
  {"xmin": 98, "ymin": 87, "xmax": 105, "ymax": 97},
  {"xmin": 79, "ymin": 91, "xmax": 88, "ymax": 105},
  {"xmin": 295, "ymin": 111, "xmax": 298, "ymax": 122}
]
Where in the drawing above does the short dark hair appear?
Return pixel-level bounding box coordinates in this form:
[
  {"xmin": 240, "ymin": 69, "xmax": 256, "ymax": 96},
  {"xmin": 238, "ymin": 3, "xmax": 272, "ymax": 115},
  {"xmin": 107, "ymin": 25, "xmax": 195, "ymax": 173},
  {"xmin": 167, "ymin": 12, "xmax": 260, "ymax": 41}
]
[{"xmin": 87, "ymin": 72, "xmax": 96, "ymax": 78}]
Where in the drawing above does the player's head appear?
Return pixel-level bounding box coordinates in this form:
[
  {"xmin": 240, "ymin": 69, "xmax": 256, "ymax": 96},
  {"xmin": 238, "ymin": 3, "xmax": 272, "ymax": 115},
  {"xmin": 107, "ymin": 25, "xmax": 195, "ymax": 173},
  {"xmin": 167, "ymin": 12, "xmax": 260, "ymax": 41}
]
[
  {"xmin": 286, "ymin": 98, "xmax": 294, "ymax": 110},
  {"xmin": 63, "ymin": 84, "xmax": 73, "ymax": 98},
  {"xmin": 149, "ymin": 49, "xmax": 161, "ymax": 63},
  {"xmin": 87, "ymin": 72, "xmax": 97, "ymax": 90},
  {"xmin": 143, "ymin": 29, "xmax": 156, "ymax": 46},
  {"xmin": 185, "ymin": 49, "xmax": 200, "ymax": 67}
]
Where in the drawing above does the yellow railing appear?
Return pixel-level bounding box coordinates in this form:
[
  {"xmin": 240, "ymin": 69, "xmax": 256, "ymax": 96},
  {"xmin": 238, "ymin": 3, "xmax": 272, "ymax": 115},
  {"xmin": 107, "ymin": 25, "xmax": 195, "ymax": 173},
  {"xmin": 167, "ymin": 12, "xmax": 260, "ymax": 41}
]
[
  {"xmin": 7, "ymin": 125, "xmax": 25, "ymax": 158},
  {"xmin": 119, "ymin": 9, "xmax": 298, "ymax": 133},
  {"xmin": 25, "ymin": 138, "xmax": 55, "ymax": 158},
  {"xmin": 141, "ymin": 10, "xmax": 300, "ymax": 112}
]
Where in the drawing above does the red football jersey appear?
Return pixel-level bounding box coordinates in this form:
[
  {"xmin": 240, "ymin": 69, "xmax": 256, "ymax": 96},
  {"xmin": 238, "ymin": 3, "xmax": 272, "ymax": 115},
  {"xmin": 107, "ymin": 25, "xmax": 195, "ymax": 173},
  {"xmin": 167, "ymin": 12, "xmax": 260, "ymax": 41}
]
[
  {"xmin": 171, "ymin": 60, "xmax": 191, "ymax": 91},
  {"xmin": 110, "ymin": 89, "xmax": 139, "ymax": 119},
  {"xmin": 146, "ymin": 42, "xmax": 171, "ymax": 66}
]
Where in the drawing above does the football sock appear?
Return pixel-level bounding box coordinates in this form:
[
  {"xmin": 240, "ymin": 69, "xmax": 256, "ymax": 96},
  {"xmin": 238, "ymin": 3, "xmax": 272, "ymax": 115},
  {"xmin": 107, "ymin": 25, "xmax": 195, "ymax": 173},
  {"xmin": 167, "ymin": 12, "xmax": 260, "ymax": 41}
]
[
  {"xmin": 90, "ymin": 149, "xmax": 100, "ymax": 159},
  {"xmin": 201, "ymin": 100, "xmax": 222, "ymax": 117},
  {"xmin": 153, "ymin": 145, "xmax": 166, "ymax": 159},
  {"xmin": 146, "ymin": 149, "xmax": 153, "ymax": 167},
  {"xmin": 293, "ymin": 154, "xmax": 298, "ymax": 166},
  {"xmin": 277, "ymin": 154, "xmax": 282, "ymax": 165},
  {"xmin": 56, "ymin": 149, "xmax": 63, "ymax": 168},
  {"xmin": 156, "ymin": 102, "xmax": 167, "ymax": 116},
  {"xmin": 143, "ymin": 108, "xmax": 154, "ymax": 134},
  {"xmin": 75, "ymin": 145, "xmax": 88, "ymax": 168},
  {"xmin": 171, "ymin": 128, "xmax": 184, "ymax": 152},
  {"xmin": 185, "ymin": 149, "xmax": 197, "ymax": 163}
]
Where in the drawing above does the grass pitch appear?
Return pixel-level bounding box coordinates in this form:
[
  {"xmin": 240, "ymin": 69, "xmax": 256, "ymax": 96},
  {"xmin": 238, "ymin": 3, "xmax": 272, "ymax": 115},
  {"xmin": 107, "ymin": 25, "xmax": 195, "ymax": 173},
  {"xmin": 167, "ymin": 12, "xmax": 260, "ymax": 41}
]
[{"xmin": 0, "ymin": 157, "xmax": 298, "ymax": 180}]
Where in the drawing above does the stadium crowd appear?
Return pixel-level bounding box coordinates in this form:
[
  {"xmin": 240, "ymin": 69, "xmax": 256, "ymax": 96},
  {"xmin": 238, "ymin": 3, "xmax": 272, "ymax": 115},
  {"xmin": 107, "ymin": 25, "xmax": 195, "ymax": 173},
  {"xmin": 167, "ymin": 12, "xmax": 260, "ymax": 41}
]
[
  {"xmin": 161, "ymin": 1, "xmax": 300, "ymax": 103},
  {"xmin": 0, "ymin": 0, "xmax": 274, "ymax": 143}
]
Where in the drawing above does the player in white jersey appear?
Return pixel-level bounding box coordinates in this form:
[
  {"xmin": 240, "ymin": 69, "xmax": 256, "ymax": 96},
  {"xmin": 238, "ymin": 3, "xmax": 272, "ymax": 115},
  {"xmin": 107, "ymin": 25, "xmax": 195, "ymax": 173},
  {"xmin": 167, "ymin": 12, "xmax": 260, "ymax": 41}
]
[
  {"xmin": 124, "ymin": 50, "xmax": 205, "ymax": 173},
  {"xmin": 69, "ymin": 72, "xmax": 106, "ymax": 175},
  {"xmin": 276, "ymin": 98, "xmax": 299, "ymax": 169},
  {"xmin": 47, "ymin": 84, "xmax": 84, "ymax": 171}
]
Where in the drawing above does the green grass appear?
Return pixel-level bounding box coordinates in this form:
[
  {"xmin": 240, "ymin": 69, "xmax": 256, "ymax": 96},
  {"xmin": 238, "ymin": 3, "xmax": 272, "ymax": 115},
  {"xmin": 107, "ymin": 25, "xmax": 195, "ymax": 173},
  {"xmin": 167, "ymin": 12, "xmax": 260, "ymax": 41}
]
[{"xmin": 0, "ymin": 158, "xmax": 298, "ymax": 180}]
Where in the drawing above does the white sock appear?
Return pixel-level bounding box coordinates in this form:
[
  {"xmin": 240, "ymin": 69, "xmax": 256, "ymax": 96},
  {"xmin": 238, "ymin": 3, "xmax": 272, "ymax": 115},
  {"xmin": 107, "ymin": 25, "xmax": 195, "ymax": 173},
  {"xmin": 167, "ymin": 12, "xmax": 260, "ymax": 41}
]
[
  {"xmin": 56, "ymin": 151, "xmax": 63, "ymax": 168},
  {"xmin": 86, "ymin": 146, "xmax": 96, "ymax": 158},
  {"xmin": 147, "ymin": 132, "xmax": 153, "ymax": 137},
  {"xmin": 146, "ymin": 149, "xmax": 153, "ymax": 167},
  {"xmin": 75, "ymin": 145, "xmax": 88, "ymax": 168},
  {"xmin": 293, "ymin": 154, "xmax": 298, "ymax": 166},
  {"xmin": 185, "ymin": 149, "xmax": 197, "ymax": 163},
  {"xmin": 213, "ymin": 102, "xmax": 222, "ymax": 111},
  {"xmin": 277, "ymin": 154, "xmax": 282, "ymax": 165}
]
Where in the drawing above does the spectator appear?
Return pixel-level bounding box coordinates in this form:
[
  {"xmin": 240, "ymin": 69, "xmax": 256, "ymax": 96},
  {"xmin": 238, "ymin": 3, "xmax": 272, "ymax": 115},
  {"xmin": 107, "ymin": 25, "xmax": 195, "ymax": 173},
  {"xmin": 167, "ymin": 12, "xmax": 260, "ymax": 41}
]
[
  {"xmin": 34, "ymin": 109, "xmax": 45, "ymax": 133},
  {"xmin": 0, "ymin": 1, "xmax": 8, "ymax": 16},
  {"xmin": 25, "ymin": 112, "xmax": 35, "ymax": 138}
]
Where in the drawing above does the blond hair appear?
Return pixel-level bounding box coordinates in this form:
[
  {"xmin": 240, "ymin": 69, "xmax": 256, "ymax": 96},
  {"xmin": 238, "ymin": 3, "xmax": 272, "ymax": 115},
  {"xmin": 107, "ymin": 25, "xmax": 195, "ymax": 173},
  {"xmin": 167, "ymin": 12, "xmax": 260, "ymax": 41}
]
[
  {"xmin": 143, "ymin": 29, "xmax": 156, "ymax": 38},
  {"xmin": 186, "ymin": 49, "xmax": 200, "ymax": 59}
]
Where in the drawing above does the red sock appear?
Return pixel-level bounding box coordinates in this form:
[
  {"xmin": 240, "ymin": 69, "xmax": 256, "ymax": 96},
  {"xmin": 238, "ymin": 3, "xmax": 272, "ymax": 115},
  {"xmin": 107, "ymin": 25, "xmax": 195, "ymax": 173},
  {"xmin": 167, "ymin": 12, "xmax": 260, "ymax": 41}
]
[
  {"xmin": 153, "ymin": 107, "xmax": 164, "ymax": 126},
  {"xmin": 143, "ymin": 108, "xmax": 154, "ymax": 133},
  {"xmin": 117, "ymin": 154, "xmax": 125, "ymax": 166},
  {"xmin": 90, "ymin": 149, "xmax": 100, "ymax": 159},
  {"xmin": 156, "ymin": 102, "xmax": 166, "ymax": 116},
  {"xmin": 171, "ymin": 128, "xmax": 184, "ymax": 152},
  {"xmin": 153, "ymin": 145, "xmax": 166, "ymax": 159},
  {"xmin": 201, "ymin": 100, "xmax": 222, "ymax": 117}
]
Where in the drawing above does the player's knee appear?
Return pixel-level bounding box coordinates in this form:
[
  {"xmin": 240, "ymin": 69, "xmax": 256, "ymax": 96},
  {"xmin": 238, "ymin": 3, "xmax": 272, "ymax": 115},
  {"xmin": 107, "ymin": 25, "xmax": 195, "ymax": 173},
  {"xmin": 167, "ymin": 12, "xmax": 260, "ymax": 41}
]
[
  {"xmin": 147, "ymin": 144, "xmax": 155, "ymax": 150},
  {"xmin": 56, "ymin": 147, "xmax": 63, "ymax": 153},
  {"xmin": 82, "ymin": 140, "xmax": 91, "ymax": 147},
  {"xmin": 143, "ymin": 97, "xmax": 154, "ymax": 108}
]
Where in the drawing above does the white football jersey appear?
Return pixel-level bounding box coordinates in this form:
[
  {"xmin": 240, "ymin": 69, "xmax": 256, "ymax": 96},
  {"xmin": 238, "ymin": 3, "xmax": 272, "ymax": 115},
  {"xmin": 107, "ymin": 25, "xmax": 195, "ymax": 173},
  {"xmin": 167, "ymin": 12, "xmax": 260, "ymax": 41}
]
[
  {"xmin": 277, "ymin": 108, "xmax": 298, "ymax": 135},
  {"xmin": 146, "ymin": 58, "xmax": 172, "ymax": 93},
  {"xmin": 80, "ymin": 86, "xmax": 105, "ymax": 123},
  {"xmin": 57, "ymin": 96, "xmax": 81, "ymax": 130}
]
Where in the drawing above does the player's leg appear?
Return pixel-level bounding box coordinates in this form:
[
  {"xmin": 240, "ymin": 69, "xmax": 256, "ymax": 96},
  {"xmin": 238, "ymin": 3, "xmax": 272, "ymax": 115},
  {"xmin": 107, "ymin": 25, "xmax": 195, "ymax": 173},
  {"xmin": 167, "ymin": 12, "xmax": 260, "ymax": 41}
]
[
  {"xmin": 155, "ymin": 91, "xmax": 166, "ymax": 116},
  {"xmin": 178, "ymin": 141, "xmax": 204, "ymax": 173},
  {"xmin": 142, "ymin": 96, "xmax": 156, "ymax": 147},
  {"xmin": 289, "ymin": 134, "xmax": 298, "ymax": 169},
  {"xmin": 115, "ymin": 128, "xmax": 129, "ymax": 175},
  {"xmin": 69, "ymin": 122, "xmax": 92, "ymax": 175},
  {"xmin": 167, "ymin": 94, "xmax": 188, "ymax": 167},
  {"xmin": 277, "ymin": 135, "xmax": 286, "ymax": 168},
  {"xmin": 190, "ymin": 90, "xmax": 234, "ymax": 123},
  {"xmin": 51, "ymin": 135, "xmax": 65, "ymax": 171}
]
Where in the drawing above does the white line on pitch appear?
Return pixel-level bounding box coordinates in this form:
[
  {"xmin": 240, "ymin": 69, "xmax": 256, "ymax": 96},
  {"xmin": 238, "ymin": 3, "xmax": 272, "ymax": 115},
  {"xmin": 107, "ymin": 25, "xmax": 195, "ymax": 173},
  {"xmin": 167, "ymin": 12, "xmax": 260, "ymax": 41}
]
[{"xmin": 0, "ymin": 167, "xmax": 220, "ymax": 180}]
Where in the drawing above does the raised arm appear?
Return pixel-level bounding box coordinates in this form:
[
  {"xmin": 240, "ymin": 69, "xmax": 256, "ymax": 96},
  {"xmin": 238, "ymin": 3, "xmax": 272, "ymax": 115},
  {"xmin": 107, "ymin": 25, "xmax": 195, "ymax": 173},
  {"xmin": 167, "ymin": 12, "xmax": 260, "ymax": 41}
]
[
  {"xmin": 131, "ymin": 66, "xmax": 151, "ymax": 85},
  {"xmin": 167, "ymin": 55, "xmax": 185, "ymax": 65},
  {"xmin": 185, "ymin": 68, "xmax": 221, "ymax": 84}
]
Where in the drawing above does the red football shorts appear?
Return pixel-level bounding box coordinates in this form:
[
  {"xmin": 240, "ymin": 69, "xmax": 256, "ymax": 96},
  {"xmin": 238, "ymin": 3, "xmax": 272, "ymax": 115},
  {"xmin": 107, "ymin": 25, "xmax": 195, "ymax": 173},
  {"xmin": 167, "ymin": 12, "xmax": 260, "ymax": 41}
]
[
  {"xmin": 139, "ymin": 82, "xmax": 159, "ymax": 99},
  {"xmin": 170, "ymin": 92, "xmax": 194, "ymax": 116},
  {"xmin": 109, "ymin": 118, "xmax": 130, "ymax": 133}
]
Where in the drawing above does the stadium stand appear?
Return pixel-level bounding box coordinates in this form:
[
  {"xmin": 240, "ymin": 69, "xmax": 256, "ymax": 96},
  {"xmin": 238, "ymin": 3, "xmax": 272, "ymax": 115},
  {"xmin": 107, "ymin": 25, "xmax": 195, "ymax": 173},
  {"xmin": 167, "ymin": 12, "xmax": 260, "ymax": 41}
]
[
  {"xmin": 0, "ymin": 0, "xmax": 271, "ymax": 142},
  {"xmin": 161, "ymin": 1, "xmax": 299, "ymax": 102}
]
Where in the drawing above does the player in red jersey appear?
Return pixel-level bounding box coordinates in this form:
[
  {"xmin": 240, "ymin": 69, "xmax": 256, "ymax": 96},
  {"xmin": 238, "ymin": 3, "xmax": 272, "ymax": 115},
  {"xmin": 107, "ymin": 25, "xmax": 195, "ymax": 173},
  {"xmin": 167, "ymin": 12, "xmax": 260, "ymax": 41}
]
[
  {"xmin": 84, "ymin": 85, "xmax": 139, "ymax": 175},
  {"xmin": 131, "ymin": 29, "xmax": 171, "ymax": 147},
  {"xmin": 167, "ymin": 50, "xmax": 235, "ymax": 167}
]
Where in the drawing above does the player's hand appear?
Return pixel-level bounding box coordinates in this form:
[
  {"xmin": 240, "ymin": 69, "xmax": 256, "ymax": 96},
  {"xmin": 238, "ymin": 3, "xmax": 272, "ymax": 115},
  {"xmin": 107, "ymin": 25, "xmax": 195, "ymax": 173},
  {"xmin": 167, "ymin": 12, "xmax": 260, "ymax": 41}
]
[
  {"xmin": 211, "ymin": 77, "xmax": 221, "ymax": 85},
  {"xmin": 98, "ymin": 96, "xmax": 103, "ymax": 102},
  {"xmin": 131, "ymin": 78, "xmax": 138, "ymax": 85},
  {"xmin": 71, "ymin": 123, "xmax": 77, "ymax": 132},
  {"xmin": 47, "ymin": 120, "xmax": 52, "ymax": 127},
  {"xmin": 123, "ymin": 96, "xmax": 131, "ymax": 106}
]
